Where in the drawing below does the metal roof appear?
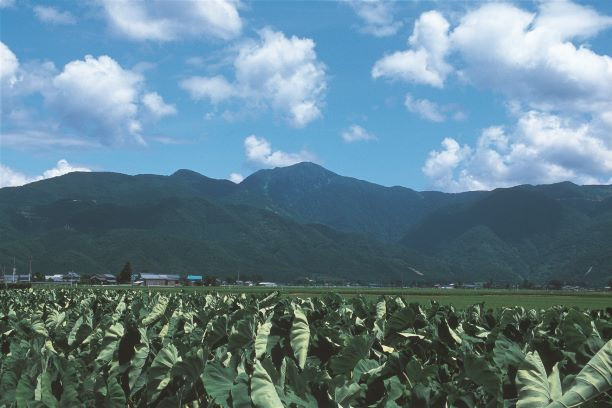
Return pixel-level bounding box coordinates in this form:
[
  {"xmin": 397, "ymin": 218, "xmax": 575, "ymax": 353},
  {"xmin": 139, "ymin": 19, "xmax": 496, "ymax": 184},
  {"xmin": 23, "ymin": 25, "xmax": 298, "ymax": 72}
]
[
  {"xmin": 187, "ymin": 275, "xmax": 203, "ymax": 280},
  {"xmin": 140, "ymin": 274, "xmax": 180, "ymax": 280}
]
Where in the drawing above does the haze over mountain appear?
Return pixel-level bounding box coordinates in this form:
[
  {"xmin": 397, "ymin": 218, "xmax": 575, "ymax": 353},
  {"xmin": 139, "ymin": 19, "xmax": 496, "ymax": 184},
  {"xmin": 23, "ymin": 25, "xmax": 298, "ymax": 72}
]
[{"xmin": 1, "ymin": 162, "xmax": 611, "ymax": 285}]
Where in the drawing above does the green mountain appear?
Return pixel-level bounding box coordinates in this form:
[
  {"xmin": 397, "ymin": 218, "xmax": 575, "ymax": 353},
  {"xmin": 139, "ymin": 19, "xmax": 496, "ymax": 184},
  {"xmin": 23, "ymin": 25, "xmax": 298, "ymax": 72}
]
[
  {"xmin": 0, "ymin": 172, "xmax": 445, "ymax": 283},
  {"xmin": 401, "ymin": 185, "xmax": 612, "ymax": 284},
  {"xmin": 1, "ymin": 163, "xmax": 611, "ymax": 285}
]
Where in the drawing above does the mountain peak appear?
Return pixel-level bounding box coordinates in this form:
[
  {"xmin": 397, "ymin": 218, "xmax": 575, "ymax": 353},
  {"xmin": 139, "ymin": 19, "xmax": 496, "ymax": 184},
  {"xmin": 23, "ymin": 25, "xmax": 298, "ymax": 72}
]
[{"xmin": 171, "ymin": 169, "xmax": 204, "ymax": 178}]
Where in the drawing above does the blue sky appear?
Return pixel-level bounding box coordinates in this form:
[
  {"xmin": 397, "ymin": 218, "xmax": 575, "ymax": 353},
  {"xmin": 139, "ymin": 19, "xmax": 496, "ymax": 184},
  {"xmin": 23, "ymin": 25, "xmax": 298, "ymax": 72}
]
[{"xmin": 1, "ymin": 0, "xmax": 611, "ymax": 191}]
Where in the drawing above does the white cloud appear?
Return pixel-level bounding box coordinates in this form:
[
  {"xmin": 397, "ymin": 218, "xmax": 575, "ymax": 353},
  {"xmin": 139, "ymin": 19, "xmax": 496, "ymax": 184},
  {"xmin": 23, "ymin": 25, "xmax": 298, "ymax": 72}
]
[
  {"xmin": 0, "ymin": 0, "xmax": 14, "ymax": 8},
  {"xmin": 180, "ymin": 75, "xmax": 236, "ymax": 104},
  {"xmin": 0, "ymin": 159, "xmax": 91, "ymax": 188},
  {"xmin": 372, "ymin": 11, "xmax": 451, "ymax": 87},
  {"xmin": 33, "ymin": 6, "xmax": 76, "ymax": 25},
  {"xmin": 0, "ymin": 41, "xmax": 18, "ymax": 82},
  {"xmin": 2, "ymin": 51, "xmax": 174, "ymax": 147},
  {"xmin": 404, "ymin": 94, "xmax": 444, "ymax": 122},
  {"xmin": 101, "ymin": 0, "xmax": 242, "ymax": 42},
  {"xmin": 341, "ymin": 124, "xmax": 376, "ymax": 143},
  {"xmin": 142, "ymin": 92, "xmax": 177, "ymax": 118},
  {"xmin": 346, "ymin": 0, "xmax": 403, "ymax": 37},
  {"xmin": 422, "ymin": 138, "xmax": 471, "ymax": 191},
  {"xmin": 228, "ymin": 172, "xmax": 244, "ymax": 183},
  {"xmin": 181, "ymin": 28, "xmax": 327, "ymax": 127},
  {"xmin": 450, "ymin": 2, "xmax": 612, "ymax": 115},
  {"xmin": 45, "ymin": 55, "xmax": 145, "ymax": 145},
  {"xmin": 244, "ymin": 135, "xmax": 315, "ymax": 167},
  {"xmin": 423, "ymin": 111, "xmax": 612, "ymax": 192}
]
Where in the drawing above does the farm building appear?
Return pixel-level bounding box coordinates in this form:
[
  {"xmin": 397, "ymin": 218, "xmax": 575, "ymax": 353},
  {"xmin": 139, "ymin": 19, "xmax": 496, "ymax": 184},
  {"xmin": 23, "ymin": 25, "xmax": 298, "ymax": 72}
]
[
  {"xmin": 134, "ymin": 273, "xmax": 180, "ymax": 286},
  {"xmin": 90, "ymin": 274, "xmax": 117, "ymax": 285},
  {"xmin": 186, "ymin": 275, "xmax": 203, "ymax": 285}
]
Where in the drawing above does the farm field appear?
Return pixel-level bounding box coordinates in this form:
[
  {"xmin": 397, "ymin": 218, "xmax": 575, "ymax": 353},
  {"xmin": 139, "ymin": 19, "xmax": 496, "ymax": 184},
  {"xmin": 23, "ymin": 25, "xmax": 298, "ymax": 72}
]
[
  {"xmin": 37, "ymin": 285, "xmax": 612, "ymax": 310},
  {"xmin": 1, "ymin": 288, "xmax": 611, "ymax": 407}
]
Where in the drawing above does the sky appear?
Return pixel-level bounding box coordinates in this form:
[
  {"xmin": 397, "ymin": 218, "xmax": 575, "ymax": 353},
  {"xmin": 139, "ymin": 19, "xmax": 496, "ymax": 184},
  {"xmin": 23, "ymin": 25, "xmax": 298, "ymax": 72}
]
[{"xmin": 1, "ymin": 0, "xmax": 611, "ymax": 192}]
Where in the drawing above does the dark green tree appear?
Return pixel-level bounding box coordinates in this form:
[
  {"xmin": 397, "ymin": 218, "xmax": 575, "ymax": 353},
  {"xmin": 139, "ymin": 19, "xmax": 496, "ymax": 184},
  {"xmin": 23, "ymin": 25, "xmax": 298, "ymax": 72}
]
[{"xmin": 117, "ymin": 261, "xmax": 132, "ymax": 284}]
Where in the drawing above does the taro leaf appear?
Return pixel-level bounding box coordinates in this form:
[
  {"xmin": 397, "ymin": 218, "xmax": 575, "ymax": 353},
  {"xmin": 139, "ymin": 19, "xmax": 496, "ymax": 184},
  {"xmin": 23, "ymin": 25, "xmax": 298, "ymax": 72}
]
[
  {"xmin": 375, "ymin": 298, "xmax": 386, "ymax": 320},
  {"xmin": 333, "ymin": 382, "xmax": 364, "ymax": 406},
  {"xmin": 493, "ymin": 336, "xmax": 524, "ymax": 369},
  {"xmin": 384, "ymin": 376, "xmax": 405, "ymax": 402},
  {"xmin": 330, "ymin": 334, "xmax": 374, "ymax": 376},
  {"xmin": 202, "ymin": 361, "xmax": 235, "ymax": 406},
  {"xmin": 228, "ymin": 318, "xmax": 254, "ymax": 351},
  {"xmin": 96, "ymin": 322, "xmax": 124, "ymax": 364},
  {"xmin": 206, "ymin": 315, "xmax": 228, "ymax": 348},
  {"xmin": 547, "ymin": 339, "xmax": 612, "ymax": 407},
  {"xmin": 141, "ymin": 296, "xmax": 168, "ymax": 327},
  {"xmin": 57, "ymin": 359, "xmax": 80, "ymax": 407},
  {"xmin": 15, "ymin": 374, "xmax": 35, "ymax": 408},
  {"xmin": 251, "ymin": 360, "xmax": 283, "ymax": 408},
  {"xmin": 129, "ymin": 327, "xmax": 150, "ymax": 394},
  {"xmin": 353, "ymin": 359, "xmax": 380, "ymax": 382},
  {"xmin": 255, "ymin": 318, "xmax": 272, "ymax": 359},
  {"xmin": 463, "ymin": 354, "xmax": 500, "ymax": 397},
  {"xmin": 67, "ymin": 316, "xmax": 84, "ymax": 346},
  {"xmin": 516, "ymin": 351, "xmax": 551, "ymax": 407},
  {"xmin": 385, "ymin": 307, "xmax": 416, "ymax": 337},
  {"xmin": 147, "ymin": 343, "xmax": 181, "ymax": 402},
  {"xmin": 231, "ymin": 372, "xmax": 251, "ymax": 408},
  {"xmin": 104, "ymin": 376, "xmax": 126, "ymax": 408},
  {"xmin": 548, "ymin": 363, "xmax": 562, "ymax": 401},
  {"xmin": 290, "ymin": 306, "xmax": 310, "ymax": 369},
  {"xmin": 284, "ymin": 390, "xmax": 318, "ymax": 408}
]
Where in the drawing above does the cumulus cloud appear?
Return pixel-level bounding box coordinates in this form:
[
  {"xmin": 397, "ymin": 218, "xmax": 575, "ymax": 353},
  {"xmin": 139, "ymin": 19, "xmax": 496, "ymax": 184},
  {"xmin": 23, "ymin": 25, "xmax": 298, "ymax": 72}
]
[
  {"xmin": 2, "ymin": 50, "xmax": 175, "ymax": 147},
  {"xmin": 0, "ymin": 0, "xmax": 14, "ymax": 8},
  {"xmin": 372, "ymin": 11, "xmax": 451, "ymax": 87},
  {"xmin": 33, "ymin": 6, "xmax": 76, "ymax": 25},
  {"xmin": 45, "ymin": 55, "xmax": 145, "ymax": 145},
  {"xmin": 244, "ymin": 135, "xmax": 315, "ymax": 167},
  {"xmin": 228, "ymin": 172, "xmax": 244, "ymax": 183},
  {"xmin": 451, "ymin": 2, "xmax": 612, "ymax": 115},
  {"xmin": 101, "ymin": 0, "xmax": 242, "ymax": 41},
  {"xmin": 423, "ymin": 111, "xmax": 612, "ymax": 192},
  {"xmin": 379, "ymin": 2, "xmax": 612, "ymax": 190},
  {"xmin": 0, "ymin": 41, "xmax": 19, "ymax": 82},
  {"xmin": 142, "ymin": 92, "xmax": 177, "ymax": 118},
  {"xmin": 345, "ymin": 0, "xmax": 403, "ymax": 37},
  {"xmin": 180, "ymin": 75, "xmax": 236, "ymax": 104},
  {"xmin": 0, "ymin": 159, "xmax": 91, "ymax": 188},
  {"xmin": 404, "ymin": 94, "xmax": 444, "ymax": 122},
  {"xmin": 341, "ymin": 125, "xmax": 376, "ymax": 143},
  {"xmin": 181, "ymin": 28, "xmax": 327, "ymax": 127}
]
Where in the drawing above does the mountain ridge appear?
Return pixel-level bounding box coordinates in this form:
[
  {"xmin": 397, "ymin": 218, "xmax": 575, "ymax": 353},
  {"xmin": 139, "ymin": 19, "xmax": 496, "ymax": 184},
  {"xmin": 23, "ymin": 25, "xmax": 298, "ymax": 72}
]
[{"xmin": 1, "ymin": 162, "xmax": 612, "ymax": 284}]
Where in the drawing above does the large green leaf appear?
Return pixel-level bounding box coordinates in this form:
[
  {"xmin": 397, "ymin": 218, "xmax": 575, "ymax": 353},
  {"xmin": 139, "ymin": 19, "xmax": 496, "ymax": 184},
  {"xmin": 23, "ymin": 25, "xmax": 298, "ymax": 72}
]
[
  {"xmin": 202, "ymin": 361, "xmax": 235, "ymax": 405},
  {"xmin": 330, "ymin": 334, "xmax": 374, "ymax": 376},
  {"xmin": 548, "ymin": 339, "xmax": 612, "ymax": 407},
  {"xmin": 255, "ymin": 318, "xmax": 272, "ymax": 359},
  {"xmin": 141, "ymin": 296, "xmax": 168, "ymax": 327},
  {"xmin": 251, "ymin": 360, "xmax": 283, "ymax": 408},
  {"xmin": 290, "ymin": 306, "xmax": 310, "ymax": 369},
  {"xmin": 147, "ymin": 343, "xmax": 181, "ymax": 402},
  {"xmin": 516, "ymin": 351, "xmax": 551, "ymax": 407},
  {"xmin": 96, "ymin": 322, "xmax": 124, "ymax": 364}
]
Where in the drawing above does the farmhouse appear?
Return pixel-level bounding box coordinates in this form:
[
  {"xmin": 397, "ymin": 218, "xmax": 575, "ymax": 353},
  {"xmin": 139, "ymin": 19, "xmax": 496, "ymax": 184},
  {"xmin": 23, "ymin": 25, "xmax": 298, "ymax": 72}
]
[
  {"xmin": 186, "ymin": 275, "xmax": 203, "ymax": 285},
  {"xmin": 135, "ymin": 273, "xmax": 180, "ymax": 286},
  {"xmin": 89, "ymin": 274, "xmax": 117, "ymax": 285}
]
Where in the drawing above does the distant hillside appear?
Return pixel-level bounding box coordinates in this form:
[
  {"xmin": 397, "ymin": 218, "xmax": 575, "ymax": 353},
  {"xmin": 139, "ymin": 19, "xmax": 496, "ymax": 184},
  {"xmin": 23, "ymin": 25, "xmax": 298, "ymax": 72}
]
[
  {"xmin": 401, "ymin": 185, "xmax": 612, "ymax": 284},
  {"xmin": 1, "ymin": 163, "xmax": 611, "ymax": 285}
]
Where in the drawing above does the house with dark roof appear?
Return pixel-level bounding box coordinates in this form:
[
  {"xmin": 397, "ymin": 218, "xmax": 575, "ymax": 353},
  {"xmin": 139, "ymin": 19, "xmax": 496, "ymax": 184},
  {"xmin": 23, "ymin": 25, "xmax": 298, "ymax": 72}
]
[
  {"xmin": 89, "ymin": 274, "xmax": 117, "ymax": 285},
  {"xmin": 134, "ymin": 273, "xmax": 180, "ymax": 286}
]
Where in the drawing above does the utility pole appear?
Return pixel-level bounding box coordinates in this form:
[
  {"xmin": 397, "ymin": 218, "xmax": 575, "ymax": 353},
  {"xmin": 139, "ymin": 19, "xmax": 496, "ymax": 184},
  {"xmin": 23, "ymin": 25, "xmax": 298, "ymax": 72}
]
[
  {"xmin": 29, "ymin": 257, "xmax": 32, "ymax": 282},
  {"xmin": 12, "ymin": 257, "xmax": 16, "ymax": 284}
]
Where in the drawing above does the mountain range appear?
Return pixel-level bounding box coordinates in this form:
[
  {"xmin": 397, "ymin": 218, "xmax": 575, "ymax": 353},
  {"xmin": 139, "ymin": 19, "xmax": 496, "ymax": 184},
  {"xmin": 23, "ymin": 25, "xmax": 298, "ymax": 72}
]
[{"xmin": 1, "ymin": 162, "xmax": 611, "ymax": 285}]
